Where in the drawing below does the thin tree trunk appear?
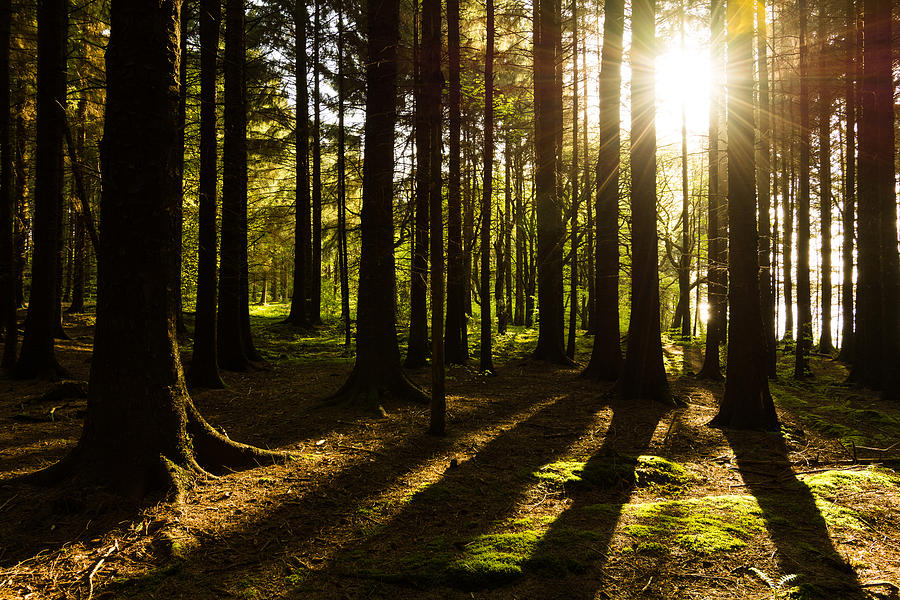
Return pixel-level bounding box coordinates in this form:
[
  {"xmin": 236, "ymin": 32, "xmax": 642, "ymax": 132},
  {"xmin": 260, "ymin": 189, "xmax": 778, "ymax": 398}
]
[
  {"xmin": 445, "ymin": 0, "xmax": 467, "ymax": 363},
  {"xmin": 816, "ymin": 7, "xmax": 834, "ymax": 355},
  {"xmin": 676, "ymin": 0, "xmax": 691, "ymax": 340},
  {"xmin": 337, "ymin": 5, "xmax": 351, "ymax": 348},
  {"xmin": 566, "ymin": 0, "xmax": 579, "ymax": 360},
  {"xmin": 757, "ymin": 0, "xmax": 776, "ymax": 374},
  {"xmin": 310, "ymin": 0, "xmax": 323, "ymax": 325},
  {"xmin": 795, "ymin": 0, "xmax": 813, "ymax": 378},
  {"xmin": 0, "ymin": 0, "xmax": 15, "ymax": 368},
  {"xmin": 480, "ymin": 0, "xmax": 495, "ymax": 373},
  {"xmin": 188, "ymin": 0, "xmax": 224, "ymax": 388},
  {"xmin": 838, "ymin": 0, "xmax": 856, "ymax": 362}
]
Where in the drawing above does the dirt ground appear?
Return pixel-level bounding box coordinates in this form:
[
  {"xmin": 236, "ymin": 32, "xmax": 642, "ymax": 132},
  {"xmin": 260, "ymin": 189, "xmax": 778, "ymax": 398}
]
[{"xmin": 0, "ymin": 308, "xmax": 899, "ymax": 600}]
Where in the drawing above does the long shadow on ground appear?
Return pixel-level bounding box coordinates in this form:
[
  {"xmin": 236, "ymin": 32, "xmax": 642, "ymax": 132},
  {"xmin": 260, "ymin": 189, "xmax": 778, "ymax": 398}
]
[
  {"xmin": 287, "ymin": 385, "xmax": 614, "ymax": 598},
  {"xmin": 516, "ymin": 399, "xmax": 672, "ymax": 599},
  {"xmin": 74, "ymin": 365, "xmax": 593, "ymax": 598},
  {"xmin": 724, "ymin": 428, "xmax": 865, "ymax": 599}
]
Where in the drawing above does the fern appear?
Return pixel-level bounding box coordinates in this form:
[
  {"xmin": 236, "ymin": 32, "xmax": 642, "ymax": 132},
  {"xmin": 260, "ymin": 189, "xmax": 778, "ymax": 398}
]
[{"xmin": 749, "ymin": 567, "xmax": 802, "ymax": 599}]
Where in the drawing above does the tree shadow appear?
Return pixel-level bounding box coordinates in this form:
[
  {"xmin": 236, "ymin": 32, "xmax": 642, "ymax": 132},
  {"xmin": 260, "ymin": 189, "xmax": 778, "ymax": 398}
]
[
  {"xmin": 517, "ymin": 398, "xmax": 672, "ymax": 598},
  {"xmin": 723, "ymin": 428, "xmax": 866, "ymax": 599}
]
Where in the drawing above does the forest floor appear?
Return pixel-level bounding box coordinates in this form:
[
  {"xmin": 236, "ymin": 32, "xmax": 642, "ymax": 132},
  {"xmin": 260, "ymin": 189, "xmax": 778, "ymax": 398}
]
[{"xmin": 1, "ymin": 305, "xmax": 899, "ymax": 600}]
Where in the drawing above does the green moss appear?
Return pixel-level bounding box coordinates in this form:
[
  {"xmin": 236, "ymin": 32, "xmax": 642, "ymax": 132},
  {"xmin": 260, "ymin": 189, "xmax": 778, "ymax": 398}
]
[
  {"xmin": 446, "ymin": 530, "xmax": 543, "ymax": 589},
  {"xmin": 108, "ymin": 564, "xmax": 184, "ymax": 597},
  {"xmin": 532, "ymin": 455, "xmax": 694, "ymax": 492},
  {"xmin": 601, "ymin": 495, "xmax": 766, "ymax": 554},
  {"xmin": 635, "ymin": 541, "xmax": 668, "ymax": 554}
]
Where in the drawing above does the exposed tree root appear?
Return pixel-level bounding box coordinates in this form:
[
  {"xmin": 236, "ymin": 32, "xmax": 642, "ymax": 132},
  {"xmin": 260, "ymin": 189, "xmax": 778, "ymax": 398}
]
[
  {"xmin": 323, "ymin": 366, "xmax": 429, "ymax": 412},
  {"xmin": 185, "ymin": 401, "xmax": 288, "ymax": 471}
]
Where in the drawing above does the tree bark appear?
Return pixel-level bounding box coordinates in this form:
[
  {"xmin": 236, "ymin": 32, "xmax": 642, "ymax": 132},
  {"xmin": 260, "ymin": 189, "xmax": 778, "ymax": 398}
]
[
  {"xmin": 837, "ymin": 0, "xmax": 856, "ymax": 363},
  {"xmin": 15, "ymin": 0, "xmax": 68, "ymax": 380},
  {"xmin": 698, "ymin": 0, "xmax": 725, "ymax": 380},
  {"xmin": 326, "ymin": 0, "xmax": 426, "ymax": 409},
  {"xmin": 566, "ymin": 0, "xmax": 579, "ymax": 360},
  {"xmin": 583, "ymin": 0, "xmax": 624, "ymax": 381},
  {"xmin": 285, "ymin": 1, "xmax": 311, "ymax": 328},
  {"xmin": 0, "ymin": 0, "xmax": 15, "ymax": 369},
  {"xmin": 444, "ymin": 0, "xmax": 467, "ymax": 364},
  {"xmin": 406, "ymin": 0, "xmax": 429, "ymax": 368},
  {"xmin": 30, "ymin": 0, "xmax": 280, "ymax": 499},
  {"xmin": 533, "ymin": 0, "xmax": 569, "ymax": 364},
  {"xmin": 757, "ymin": 0, "xmax": 776, "ymax": 374},
  {"xmin": 710, "ymin": 0, "xmax": 777, "ymax": 430},
  {"xmin": 310, "ymin": 0, "xmax": 323, "ymax": 325},
  {"xmin": 480, "ymin": 0, "xmax": 495, "ymax": 373},
  {"xmin": 188, "ymin": 0, "xmax": 225, "ymax": 389},
  {"xmin": 794, "ymin": 0, "xmax": 813, "ymax": 378},
  {"xmin": 619, "ymin": 0, "xmax": 668, "ymax": 401}
]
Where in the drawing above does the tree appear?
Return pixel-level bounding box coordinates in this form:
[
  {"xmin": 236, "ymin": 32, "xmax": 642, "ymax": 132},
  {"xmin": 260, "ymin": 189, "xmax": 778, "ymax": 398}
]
[
  {"xmin": 816, "ymin": 5, "xmax": 833, "ymax": 355},
  {"xmin": 406, "ymin": 0, "xmax": 429, "ymax": 369},
  {"xmin": 851, "ymin": 0, "xmax": 899, "ymax": 397},
  {"xmin": 794, "ymin": 0, "xmax": 812, "ymax": 378},
  {"xmin": 424, "ymin": 0, "xmax": 445, "ymax": 435},
  {"xmin": 837, "ymin": 0, "xmax": 856, "ymax": 363},
  {"xmin": 566, "ymin": 0, "xmax": 580, "ymax": 360},
  {"xmin": 284, "ymin": 1, "xmax": 311, "ymax": 328},
  {"xmin": 326, "ymin": 0, "xmax": 426, "ymax": 408},
  {"xmin": 698, "ymin": 0, "xmax": 726, "ymax": 380},
  {"xmin": 710, "ymin": 0, "xmax": 777, "ymax": 430},
  {"xmin": 479, "ymin": 0, "xmax": 495, "ymax": 374},
  {"xmin": 0, "ymin": 0, "xmax": 14, "ymax": 370},
  {"xmin": 188, "ymin": 0, "xmax": 226, "ymax": 389},
  {"xmin": 310, "ymin": 0, "xmax": 323, "ymax": 325},
  {"xmin": 218, "ymin": 0, "xmax": 255, "ymax": 371},
  {"xmin": 532, "ymin": 0, "xmax": 568, "ymax": 365},
  {"xmin": 444, "ymin": 0, "xmax": 467, "ymax": 364},
  {"xmin": 15, "ymin": 0, "xmax": 68, "ymax": 380},
  {"xmin": 618, "ymin": 0, "xmax": 668, "ymax": 402},
  {"xmin": 757, "ymin": 0, "xmax": 776, "ymax": 375},
  {"xmin": 583, "ymin": 0, "xmax": 623, "ymax": 381},
  {"xmin": 30, "ymin": 0, "xmax": 277, "ymax": 499}
]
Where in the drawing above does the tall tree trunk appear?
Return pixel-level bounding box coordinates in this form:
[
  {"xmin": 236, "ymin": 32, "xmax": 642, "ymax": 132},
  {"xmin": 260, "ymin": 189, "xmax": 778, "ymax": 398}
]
[
  {"xmin": 675, "ymin": 0, "xmax": 691, "ymax": 340},
  {"xmin": 173, "ymin": 2, "xmax": 188, "ymax": 336},
  {"xmin": 13, "ymin": 113, "xmax": 28, "ymax": 309},
  {"xmin": 837, "ymin": 0, "xmax": 856, "ymax": 362},
  {"xmin": 406, "ymin": 0, "xmax": 429, "ymax": 368},
  {"xmin": 851, "ymin": 0, "xmax": 898, "ymax": 397},
  {"xmin": 782, "ymin": 64, "xmax": 795, "ymax": 342},
  {"xmin": 794, "ymin": 0, "xmax": 812, "ymax": 378},
  {"xmin": 423, "ymin": 0, "xmax": 445, "ymax": 434},
  {"xmin": 35, "ymin": 0, "xmax": 277, "ymax": 499},
  {"xmin": 0, "ymin": 0, "xmax": 15, "ymax": 368},
  {"xmin": 697, "ymin": 0, "xmax": 725, "ymax": 380},
  {"xmin": 310, "ymin": 0, "xmax": 323, "ymax": 325},
  {"xmin": 513, "ymin": 137, "xmax": 525, "ymax": 327},
  {"xmin": 326, "ymin": 0, "xmax": 426, "ymax": 408},
  {"xmin": 816, "ymin": 7, "xmax": 834, "ymax": 355},
  {"xmin": 218, "ymin": 0, "xmax": 253, "ymax": 371},
  {"xmin": 533, "ymin": 0, "xmax": 568, "ymax": 364},
  {"xmin": 583, "ymin": 0, "xmax": 623, "ymax": 380},
  {"xmin": 581, "ymin": 32, "xmax": 593, "ymax": 334},
  {"xmin": 497, "ymin": 127, "xmax": 509, "ymax": 336},
  {"xmin": 480, "ymin": 0, "xmax": 495, "ymax": 373},
  {"xmin": 66, "ymin": 85, "xmax": 88, "ymax": 315},
  {"xmin": 566, "ymin": 0, "xmax": 579, "ymax": 360},
  {"xmin": 619, "ymin": 0, "xmax": 668, "ymax": 400},
  {"xmin": 757, "ymin": 0, "xmax": 776, "ymax": 375},
  {"xmin": 445, "ymin": 0, "xmax": 467, "ymax": 364},
  {"xmin": 336, "ymin": 6, "xmax": 351, "ymax": 348},
  {"xmin": 711, "ymin": 0, "xmax": 777, "ymax": 430},
  {"xmin": 189, "ymin": 0, "xmax": 225, "ymax": 388},
  {"xmin": 285, "ymin": 1, "xmax": 311, "ymax": 328},
  {"xmin": 16, "ymin": 0, "xmax": 68, "ymax": 379}
]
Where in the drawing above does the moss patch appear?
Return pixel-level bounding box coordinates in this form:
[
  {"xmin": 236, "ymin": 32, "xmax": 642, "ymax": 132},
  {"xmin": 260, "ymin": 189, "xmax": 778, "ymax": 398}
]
[
  {"xmin": 533, "ymin": 455, "xmax": 694, "ymax": 492},
  {"xmin": 590, "ymin": 495, "xmax": 766, "ymax": 554}
]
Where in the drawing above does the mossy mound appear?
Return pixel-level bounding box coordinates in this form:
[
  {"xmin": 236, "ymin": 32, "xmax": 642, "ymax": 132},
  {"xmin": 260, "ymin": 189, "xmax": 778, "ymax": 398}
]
[{"xmin": 533, "ymin": 454, "xmax": 694, "ymax": 491}]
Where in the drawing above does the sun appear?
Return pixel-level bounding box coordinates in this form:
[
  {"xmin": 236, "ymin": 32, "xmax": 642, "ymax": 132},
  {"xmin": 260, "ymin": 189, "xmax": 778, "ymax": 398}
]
[{"xmin": 654, "ymin": 39, "xmax": 712, "ymax": 153}]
